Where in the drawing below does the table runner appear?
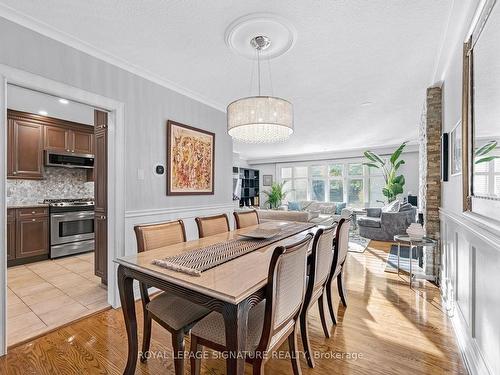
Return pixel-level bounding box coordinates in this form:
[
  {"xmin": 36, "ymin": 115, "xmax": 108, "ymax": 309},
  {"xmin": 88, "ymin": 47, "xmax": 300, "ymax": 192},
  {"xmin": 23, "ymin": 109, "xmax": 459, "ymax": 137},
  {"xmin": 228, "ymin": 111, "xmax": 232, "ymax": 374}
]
[{"xmin": 152, "ymin": 222, "xmax": 315, "ymax": 276}]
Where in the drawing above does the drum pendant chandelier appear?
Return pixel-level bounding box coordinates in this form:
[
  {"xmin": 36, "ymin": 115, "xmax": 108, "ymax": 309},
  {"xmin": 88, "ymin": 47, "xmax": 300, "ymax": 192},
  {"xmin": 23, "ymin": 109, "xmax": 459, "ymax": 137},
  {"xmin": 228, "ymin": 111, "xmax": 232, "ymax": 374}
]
[{"xmin": 227, "ymin": 36, "xmax": 293, "ymax": 144}]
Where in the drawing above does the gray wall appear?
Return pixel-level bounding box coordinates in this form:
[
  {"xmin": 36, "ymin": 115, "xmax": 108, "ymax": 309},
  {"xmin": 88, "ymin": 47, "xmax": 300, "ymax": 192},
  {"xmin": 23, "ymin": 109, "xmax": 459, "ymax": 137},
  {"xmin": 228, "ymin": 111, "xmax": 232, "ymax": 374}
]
[
  {"xmin": 436, "ymin": 1, "xmax": 500, "ymax": 374},
  {"xmin": 0, "ymin": 17, "xmax": 232, "ymax": 212}
]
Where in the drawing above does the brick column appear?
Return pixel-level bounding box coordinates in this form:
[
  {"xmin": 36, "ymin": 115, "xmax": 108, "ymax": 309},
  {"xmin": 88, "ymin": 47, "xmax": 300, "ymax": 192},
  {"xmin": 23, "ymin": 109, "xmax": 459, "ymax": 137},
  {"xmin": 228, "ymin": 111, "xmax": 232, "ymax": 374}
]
[{"xmin": 424, "ymin": 86, "xmax": 442, "ymax": 279}]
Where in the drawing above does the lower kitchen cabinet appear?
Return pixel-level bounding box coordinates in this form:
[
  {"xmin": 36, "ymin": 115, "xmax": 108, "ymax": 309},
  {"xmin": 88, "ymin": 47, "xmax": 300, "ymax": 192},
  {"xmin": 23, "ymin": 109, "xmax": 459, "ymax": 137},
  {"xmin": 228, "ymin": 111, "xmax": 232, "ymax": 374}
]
[
  {"xmin": 7, "ymin": 209, "xmax": 16, "ymax": 261},
  {"xmin": 7, "ymin": 207, "xmax": 49, "ymax": 266}
]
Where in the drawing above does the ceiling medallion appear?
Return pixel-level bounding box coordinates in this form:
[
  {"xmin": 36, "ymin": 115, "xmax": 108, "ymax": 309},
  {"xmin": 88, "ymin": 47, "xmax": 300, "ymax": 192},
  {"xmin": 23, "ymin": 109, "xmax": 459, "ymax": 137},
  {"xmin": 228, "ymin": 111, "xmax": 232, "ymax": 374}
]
[
  {"xmin": 227, "ymin": 34, "xmax": 293, "ymax": 144},
  {"xmin": 224, "ymin": 13, "xmax": 297, "ymax": 60}
]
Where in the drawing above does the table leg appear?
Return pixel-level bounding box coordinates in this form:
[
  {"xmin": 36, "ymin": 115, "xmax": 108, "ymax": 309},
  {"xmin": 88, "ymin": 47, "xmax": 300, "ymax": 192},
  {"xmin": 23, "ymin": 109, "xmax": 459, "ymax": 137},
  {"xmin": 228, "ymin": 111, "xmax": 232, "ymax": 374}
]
[
  {"xmin": 409, "ymin": 245, "xmax": 413, "ymax": 288},
  {"xmin": 117, "ymin": 265, "xmax": 138, "ymax": 375},
  {"xmin": 223, "ymin": 300, "xmax": 251, "ymax": 375}
]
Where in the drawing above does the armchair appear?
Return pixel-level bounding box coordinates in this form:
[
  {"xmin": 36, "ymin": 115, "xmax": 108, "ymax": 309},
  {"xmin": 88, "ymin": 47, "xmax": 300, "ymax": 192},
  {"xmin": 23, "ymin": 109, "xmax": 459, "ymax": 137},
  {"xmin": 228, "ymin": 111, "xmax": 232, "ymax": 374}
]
[{"xmin": 357, "ymin": 206, "xmax": 416, "ymax": 241}]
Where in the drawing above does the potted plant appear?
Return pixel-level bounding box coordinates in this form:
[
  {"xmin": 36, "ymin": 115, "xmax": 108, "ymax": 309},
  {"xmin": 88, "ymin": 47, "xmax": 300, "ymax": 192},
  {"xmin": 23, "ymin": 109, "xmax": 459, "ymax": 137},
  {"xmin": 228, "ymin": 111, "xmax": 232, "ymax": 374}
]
[
  {"xmin": 363, "ymin": 142, "xmax": 407, "ymax": 203},
  {"xmin": 262, "ymin": 181, "xmax": 288, "ymax": 209}
]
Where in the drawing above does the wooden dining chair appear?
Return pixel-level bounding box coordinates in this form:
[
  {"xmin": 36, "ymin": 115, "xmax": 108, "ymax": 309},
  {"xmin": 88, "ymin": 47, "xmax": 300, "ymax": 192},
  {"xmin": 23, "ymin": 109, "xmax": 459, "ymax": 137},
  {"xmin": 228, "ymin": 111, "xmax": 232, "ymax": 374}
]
[
  {"xmin": 195, "ymin": 213, "xmax": 230, "ymax": 238},
  {"xmin": 134, "ymin": 220, "xmax": 210, "ymax": 375},
  {"xmin": 233, "ymin": 209, "xmax": 260, "ymax": 229},
  {"xmin": 325, "ymin": 218, "xmax": 351, "ymax": 325},
  {"xmin": 189, "ymin": 234, "xmax": 313, "ymax": 375},
  {"xmin": 300, "ymin": 224, "xmax": 336, "ymax": 368}
]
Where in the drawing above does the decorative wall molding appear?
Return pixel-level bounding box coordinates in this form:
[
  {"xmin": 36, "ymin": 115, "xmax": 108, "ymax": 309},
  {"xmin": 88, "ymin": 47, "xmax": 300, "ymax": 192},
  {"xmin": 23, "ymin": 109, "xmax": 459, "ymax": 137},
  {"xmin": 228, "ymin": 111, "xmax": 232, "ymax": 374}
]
[
  {"xmin": 0, "ymin": 3, "xmax": 225, "ymax": 112},
  {"xmin": 441, "ymin": 209, "xmax": 499, "ymax": 375},
  {"xmin": 125, "ymin": 203, "xmax": 236, "ymax": 218},
  {"xmin": 450, "ymin": 307, "xmax": 493, "ymax": 375},
  {"xmin": 439, "ymin": 208, "xmax": 500, "ymax": 250}
]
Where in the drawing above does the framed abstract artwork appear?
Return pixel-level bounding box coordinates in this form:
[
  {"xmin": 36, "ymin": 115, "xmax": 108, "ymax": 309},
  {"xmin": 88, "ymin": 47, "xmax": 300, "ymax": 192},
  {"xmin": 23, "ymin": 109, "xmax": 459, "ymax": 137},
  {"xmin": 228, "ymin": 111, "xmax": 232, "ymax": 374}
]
[
  {"xmin": 263, "ymin": 175, "xmax": 273, "ymax": 186},
  {"xmin": 167, "ymin": 120, "xmax": 215, "ymax": 195}
]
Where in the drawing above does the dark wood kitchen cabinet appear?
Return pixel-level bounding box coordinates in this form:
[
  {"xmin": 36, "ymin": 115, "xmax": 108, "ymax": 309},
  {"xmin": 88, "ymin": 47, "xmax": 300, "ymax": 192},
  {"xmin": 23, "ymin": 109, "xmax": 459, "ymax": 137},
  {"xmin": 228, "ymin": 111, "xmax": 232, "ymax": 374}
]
[
  {"xmin": 7, "ymin": 209, "xmax": 16, "ymax": 262},
  {"xmin": 94, "ymin": 110, "xmax": 108, "ymax": 284},
  {"xmin": 45, "ymin": 126, "xmax": 93, "ymax": 154},
  {"xmin": 7, "ymin": 117, "xmax": 44, "ymax": 180},
  {"xmin": 7, "ymin": 206, "xmax": 49, "ymax": 267},
  {"xmin": 8, "ymin": 109, "xmax": 95, "ymax": 180},
  {"xmin": 44, "ymin": 125, "xmax": 70, "ymax": 152}
]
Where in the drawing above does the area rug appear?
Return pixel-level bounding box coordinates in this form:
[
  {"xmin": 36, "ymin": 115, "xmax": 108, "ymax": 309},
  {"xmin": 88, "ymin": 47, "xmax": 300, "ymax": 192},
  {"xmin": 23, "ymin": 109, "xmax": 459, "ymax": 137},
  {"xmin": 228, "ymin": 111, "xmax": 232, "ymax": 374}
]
[
  {"xmin": 385, "ymin": 245, "xmax": 423, "ymax": 274},
  {"xmin": 348, "ymin": 230, "xmax": 370, "ymax": 253}
]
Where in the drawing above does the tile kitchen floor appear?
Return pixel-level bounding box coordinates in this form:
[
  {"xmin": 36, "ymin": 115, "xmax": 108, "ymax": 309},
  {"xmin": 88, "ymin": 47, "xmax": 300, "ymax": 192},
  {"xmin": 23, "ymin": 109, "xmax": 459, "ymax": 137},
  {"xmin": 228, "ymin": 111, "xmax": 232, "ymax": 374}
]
[{"xmin": 7, "ymin": 252, "xmax": 109, "ymax": 346}]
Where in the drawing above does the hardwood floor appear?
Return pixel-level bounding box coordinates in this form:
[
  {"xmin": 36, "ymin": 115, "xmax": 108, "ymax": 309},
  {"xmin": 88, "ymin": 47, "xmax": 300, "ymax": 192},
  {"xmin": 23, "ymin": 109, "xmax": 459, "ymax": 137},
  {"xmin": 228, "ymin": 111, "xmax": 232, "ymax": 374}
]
[{"xmin": 0, "ymin": 241, "xmax": 466, "ymax": 374}]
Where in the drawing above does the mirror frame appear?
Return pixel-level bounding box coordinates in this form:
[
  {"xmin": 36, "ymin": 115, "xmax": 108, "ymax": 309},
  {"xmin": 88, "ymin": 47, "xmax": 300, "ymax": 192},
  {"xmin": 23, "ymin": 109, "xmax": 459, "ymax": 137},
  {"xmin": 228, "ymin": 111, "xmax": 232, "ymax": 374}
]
[{"xmin": 462, "ymin": 0, "xmax": 500, "ymax": 217}]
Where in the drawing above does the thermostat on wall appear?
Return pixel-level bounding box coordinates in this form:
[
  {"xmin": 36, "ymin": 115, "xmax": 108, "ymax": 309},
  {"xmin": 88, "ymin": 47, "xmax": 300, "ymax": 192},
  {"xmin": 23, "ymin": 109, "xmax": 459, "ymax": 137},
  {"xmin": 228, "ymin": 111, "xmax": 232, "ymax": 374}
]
[{"xmin": 155, "ymin": 165, "xmax": 165, "ymax": 175}]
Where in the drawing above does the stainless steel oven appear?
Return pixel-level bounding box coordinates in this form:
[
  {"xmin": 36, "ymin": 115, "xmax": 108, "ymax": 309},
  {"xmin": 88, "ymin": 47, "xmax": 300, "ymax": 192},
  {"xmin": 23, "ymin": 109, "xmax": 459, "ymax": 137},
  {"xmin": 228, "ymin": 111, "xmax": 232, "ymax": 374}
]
[{"xmin": 46, "ymin": 199, "xmax": 95, "ymax": 258}]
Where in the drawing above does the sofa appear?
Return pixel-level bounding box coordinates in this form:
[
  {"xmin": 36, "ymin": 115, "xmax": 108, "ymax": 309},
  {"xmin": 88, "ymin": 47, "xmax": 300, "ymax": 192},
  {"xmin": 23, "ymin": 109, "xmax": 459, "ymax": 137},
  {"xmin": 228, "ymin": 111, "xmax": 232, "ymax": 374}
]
[
  {"xmin": 357, "ymin": 204, "xmax": 416, "ymax": 241},
  {"xmin": 256, "ymin": 200, "xmax": 351, "ymax": 226}
]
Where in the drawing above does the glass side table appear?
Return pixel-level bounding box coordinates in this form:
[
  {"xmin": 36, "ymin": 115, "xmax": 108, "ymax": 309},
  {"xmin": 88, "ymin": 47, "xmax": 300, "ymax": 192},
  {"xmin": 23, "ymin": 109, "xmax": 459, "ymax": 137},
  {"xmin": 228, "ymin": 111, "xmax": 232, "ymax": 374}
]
[{"xmin": 393, "ymin": 234, "xmax": 437, "ymax": 288}]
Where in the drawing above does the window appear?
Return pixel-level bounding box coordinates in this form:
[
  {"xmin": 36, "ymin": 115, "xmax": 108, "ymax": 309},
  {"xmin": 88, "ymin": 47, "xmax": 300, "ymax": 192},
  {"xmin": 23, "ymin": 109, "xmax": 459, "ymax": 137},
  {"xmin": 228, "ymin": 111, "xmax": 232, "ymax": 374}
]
[
  {"xmin": 329, "ymin": 180, "xmax": 343, "ymax": 201},
  {"xmin": 348, "ymin": 179, "xmax": 364, "ymax": 206},
  {"xmin": 278, "ymin": 158, "xmax": 386, "ymax": 206},
  {"xmin": 474, "ymin": 149, "xmax": 500, "ymax": 197}
]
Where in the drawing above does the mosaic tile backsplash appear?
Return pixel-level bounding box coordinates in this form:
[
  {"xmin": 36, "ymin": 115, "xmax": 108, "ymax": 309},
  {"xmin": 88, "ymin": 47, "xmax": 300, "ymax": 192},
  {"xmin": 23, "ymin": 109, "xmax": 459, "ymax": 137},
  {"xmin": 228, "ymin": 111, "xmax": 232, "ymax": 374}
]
[{"xmin": 7, "ymin": 167, "xmax": 94, "ymax": 205}]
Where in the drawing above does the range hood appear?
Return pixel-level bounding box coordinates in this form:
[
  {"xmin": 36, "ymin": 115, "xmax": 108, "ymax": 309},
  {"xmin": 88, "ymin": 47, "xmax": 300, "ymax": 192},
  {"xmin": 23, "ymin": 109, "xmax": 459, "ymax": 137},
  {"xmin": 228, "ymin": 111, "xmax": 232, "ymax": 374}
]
[{"xmin": 45, "ymin": 150, "xmax": 94, "ymax": 169}]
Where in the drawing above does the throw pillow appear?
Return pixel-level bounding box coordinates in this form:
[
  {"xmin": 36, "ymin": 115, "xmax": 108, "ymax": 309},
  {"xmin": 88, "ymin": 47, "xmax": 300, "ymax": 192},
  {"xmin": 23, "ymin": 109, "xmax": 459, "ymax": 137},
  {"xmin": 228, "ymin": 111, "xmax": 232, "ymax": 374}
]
[
  {"xmin": 382, "ymin": 200, "xmax": 400, "ymax": 213},
  {"xmin": 306, "ymin": 202, "xmax": 323, "ymax": 212},
  {"xmin": 319, "ymin": 203, "xmax": 336, "ymax": 214},
  {"xmin": 335, "ymin": 202, "xmax": 346, "ymax": 215},
  {"xmin": 288, "ymin": 201, "xmax": 301, "ymax": 211},
  {"xmin": 399, "ymin": 202, "xmax": 413, "ymax": 212}
]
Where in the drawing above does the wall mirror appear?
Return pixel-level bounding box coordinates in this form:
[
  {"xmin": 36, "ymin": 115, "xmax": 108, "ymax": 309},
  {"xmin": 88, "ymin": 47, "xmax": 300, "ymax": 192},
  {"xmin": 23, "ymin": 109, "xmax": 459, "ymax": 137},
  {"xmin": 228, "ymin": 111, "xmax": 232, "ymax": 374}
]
[{"xmin": 463, "ymin": 0, "xmax": 500, "ymax": 218}]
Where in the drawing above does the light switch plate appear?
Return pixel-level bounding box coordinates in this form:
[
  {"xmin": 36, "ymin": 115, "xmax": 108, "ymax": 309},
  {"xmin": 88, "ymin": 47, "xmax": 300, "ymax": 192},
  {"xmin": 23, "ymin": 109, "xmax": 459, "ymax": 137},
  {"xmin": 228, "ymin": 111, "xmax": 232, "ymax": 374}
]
[{"xmin": 137, "ymin": 168, "xmax": 145, "ymax": 180}]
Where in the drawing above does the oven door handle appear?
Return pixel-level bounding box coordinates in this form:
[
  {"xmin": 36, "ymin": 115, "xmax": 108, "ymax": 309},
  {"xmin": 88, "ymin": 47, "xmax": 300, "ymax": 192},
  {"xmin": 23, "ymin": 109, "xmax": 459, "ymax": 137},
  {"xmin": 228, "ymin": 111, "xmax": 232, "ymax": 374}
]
[{"xmin": 51, "ymin": 212, "xmax": 95, "ymax": 219}]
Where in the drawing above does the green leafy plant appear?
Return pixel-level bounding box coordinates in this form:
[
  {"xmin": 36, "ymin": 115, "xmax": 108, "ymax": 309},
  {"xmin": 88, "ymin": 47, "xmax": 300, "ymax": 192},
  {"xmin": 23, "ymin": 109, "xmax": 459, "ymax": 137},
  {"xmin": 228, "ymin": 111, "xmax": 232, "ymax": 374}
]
[
  {"xmin": 363, "ymin": 142, "xmax": 407, "ymax": 203},
  {"xmin": 262, "ymin": 181, "xmax": 288, "ymax": 209},
  {"xmin": 475, "ymin": 140, "xmax": 499, "ymax": 164}
]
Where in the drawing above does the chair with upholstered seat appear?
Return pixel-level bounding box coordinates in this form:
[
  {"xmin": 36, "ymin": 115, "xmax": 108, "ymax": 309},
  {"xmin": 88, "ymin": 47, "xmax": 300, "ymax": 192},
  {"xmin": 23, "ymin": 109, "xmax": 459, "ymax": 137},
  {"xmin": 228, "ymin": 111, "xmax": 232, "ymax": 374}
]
[
  {"xmin": 325, "ymin": 218, "xmax": 351, "ymax": 325},
  {"xmin": 195, "ymin": 213, "xmax": 230, "ymax": 238},
  {"xmin": 134, "ymin": 220, "xmax": 210, "ymax": 375},
  {"xmin": 189, "ymin": 234, "xmax": 313, "ymax": 375},
  {"xmin": 300, "ymin": 224, "xmax": 336, "ymax": 368},
  {"xmin": 233, "ymin": 210, "xmax": 260, "ymax": 229}
]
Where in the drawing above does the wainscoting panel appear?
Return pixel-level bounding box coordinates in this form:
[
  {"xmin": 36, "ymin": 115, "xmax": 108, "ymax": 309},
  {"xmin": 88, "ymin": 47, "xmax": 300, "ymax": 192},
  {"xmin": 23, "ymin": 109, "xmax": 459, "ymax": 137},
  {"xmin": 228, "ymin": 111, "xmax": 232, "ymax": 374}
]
[
  {"xmin": 440, "ymin": 209, "xmax": 500, "ymax": 375},
  {"xmin": 124, "ymin": 203, "xmax": 237, "ymax": 256}
]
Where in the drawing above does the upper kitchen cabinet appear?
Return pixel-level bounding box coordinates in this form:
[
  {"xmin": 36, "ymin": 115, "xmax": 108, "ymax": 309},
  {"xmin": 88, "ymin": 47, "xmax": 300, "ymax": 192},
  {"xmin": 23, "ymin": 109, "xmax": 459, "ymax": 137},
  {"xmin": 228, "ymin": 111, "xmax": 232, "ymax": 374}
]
[
  {"xmin": 71, "ymin": 129, "xmax": 93, "ymax": 154},
  {"xmin": 44, "ymin": 125, "xmax": 70, "ymax": 152},
  {"xmin": 7, "ymin": 115, "xmax": 44, "ymax": 180},
  {"xmin": 7, "ymin": 110, "xmax": 95, "ymax": 180},
  {"xmin": 45, "ymin": 126, "xmax": 93, "ymax": 154}
]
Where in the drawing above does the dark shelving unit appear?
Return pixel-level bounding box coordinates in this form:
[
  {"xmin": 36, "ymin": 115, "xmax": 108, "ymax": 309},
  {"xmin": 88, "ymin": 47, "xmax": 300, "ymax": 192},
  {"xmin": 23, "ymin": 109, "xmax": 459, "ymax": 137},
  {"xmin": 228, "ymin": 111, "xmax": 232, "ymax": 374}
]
[{"xmin": 236, "ymin": 167, "xmax": 260, "ymax": 207}]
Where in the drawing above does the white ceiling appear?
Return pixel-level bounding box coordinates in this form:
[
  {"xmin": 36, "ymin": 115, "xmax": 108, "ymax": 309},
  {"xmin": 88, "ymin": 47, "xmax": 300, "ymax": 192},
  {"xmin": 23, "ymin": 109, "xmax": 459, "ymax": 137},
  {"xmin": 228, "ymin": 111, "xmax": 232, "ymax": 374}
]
[{"xmin": 0, "ymin": 0, "xmax": 453, "ymax": 160}]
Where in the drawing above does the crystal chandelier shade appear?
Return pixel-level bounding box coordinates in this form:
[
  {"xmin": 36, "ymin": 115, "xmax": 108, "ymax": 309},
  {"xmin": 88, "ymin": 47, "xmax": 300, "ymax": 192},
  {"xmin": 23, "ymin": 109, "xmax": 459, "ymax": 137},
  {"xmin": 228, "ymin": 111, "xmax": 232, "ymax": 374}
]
[
  {"xmin": 227, "ymin": 96, "xmax": 293, "ymax": 143},
  {"xmin": 227, "ymin": 35, "xmax": 293, "ymax": 144}
]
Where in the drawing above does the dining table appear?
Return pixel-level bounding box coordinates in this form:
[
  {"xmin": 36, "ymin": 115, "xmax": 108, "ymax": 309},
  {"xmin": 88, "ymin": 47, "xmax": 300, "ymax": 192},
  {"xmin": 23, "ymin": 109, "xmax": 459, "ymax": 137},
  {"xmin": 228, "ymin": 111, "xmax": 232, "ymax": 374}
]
[{"xmin": 115, "ymin": 220, "xmax": 320, "ymax": 375}]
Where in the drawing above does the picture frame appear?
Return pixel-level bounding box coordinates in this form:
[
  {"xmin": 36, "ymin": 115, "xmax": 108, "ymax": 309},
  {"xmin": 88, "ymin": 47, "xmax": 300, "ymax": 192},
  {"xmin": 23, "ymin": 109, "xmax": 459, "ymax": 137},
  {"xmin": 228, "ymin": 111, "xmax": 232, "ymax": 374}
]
[
  {"xmin": 263, "ymin": 175, "xmax": 273, "ymax": 186},
  {"xmin": 166, "ymin": 120, "xmax": 215, "ymax": 195},
  {"xmin": 450, "ymin": 121, "xmax": 462, "ymax": 176}
]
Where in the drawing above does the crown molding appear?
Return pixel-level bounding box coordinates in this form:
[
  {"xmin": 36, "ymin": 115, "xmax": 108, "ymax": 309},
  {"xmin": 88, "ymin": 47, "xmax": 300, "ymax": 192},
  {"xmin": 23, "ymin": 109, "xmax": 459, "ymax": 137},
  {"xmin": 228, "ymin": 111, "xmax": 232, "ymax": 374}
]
[{"xmin": 0, "ymin": 4, "xmax": 226, "ymax": 113}]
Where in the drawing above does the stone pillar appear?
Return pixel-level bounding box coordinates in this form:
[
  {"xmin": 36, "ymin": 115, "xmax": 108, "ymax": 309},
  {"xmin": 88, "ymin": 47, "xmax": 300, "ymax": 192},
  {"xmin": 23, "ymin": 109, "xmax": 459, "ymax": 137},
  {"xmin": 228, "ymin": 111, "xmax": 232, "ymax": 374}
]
[{"xmin": 423, "ymin": 86, "xmax": 442, "ymax": 279}]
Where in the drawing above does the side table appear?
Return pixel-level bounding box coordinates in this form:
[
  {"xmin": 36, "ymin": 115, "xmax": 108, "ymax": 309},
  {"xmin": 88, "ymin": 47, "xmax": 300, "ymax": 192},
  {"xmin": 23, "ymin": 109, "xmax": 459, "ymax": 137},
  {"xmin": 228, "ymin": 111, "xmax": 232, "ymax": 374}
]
[{"xmin": 393, "ymin": 234, "xmax": 437, "ymax": 288}]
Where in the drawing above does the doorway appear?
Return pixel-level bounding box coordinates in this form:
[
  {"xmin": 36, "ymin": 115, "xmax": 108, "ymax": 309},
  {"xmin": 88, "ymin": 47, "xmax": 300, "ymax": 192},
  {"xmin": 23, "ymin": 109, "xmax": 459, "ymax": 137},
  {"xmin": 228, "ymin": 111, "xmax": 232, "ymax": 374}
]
[{"xmin": 0, "ymin": 64, "xmax": 126, "ymax": 355}]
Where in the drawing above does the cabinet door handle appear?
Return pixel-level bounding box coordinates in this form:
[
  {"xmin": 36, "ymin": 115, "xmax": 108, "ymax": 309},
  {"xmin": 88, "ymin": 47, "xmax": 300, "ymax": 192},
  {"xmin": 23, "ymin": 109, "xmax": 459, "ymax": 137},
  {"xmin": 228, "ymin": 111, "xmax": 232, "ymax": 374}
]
[
  {"xmin": 31, "ymin": 211, "xmax": 36, "ymax": 214},
  {"xmin": 99, "ymin": 215, "xmax": 107, "ymax": 220},
  {"xmin": 12, "ymin": 171, "xmax": 17, "ymax": 175},
  {"xmin": 31, "ymin": 219, "xmax": 36, "ymax": 222}
]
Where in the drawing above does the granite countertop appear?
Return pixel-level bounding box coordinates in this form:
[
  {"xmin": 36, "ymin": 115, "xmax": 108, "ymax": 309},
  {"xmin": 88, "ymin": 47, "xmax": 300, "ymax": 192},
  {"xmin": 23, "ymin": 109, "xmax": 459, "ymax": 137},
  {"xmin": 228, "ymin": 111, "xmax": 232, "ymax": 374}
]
[{"xmin": 7, "ymin": 202, "xmax": 49, "ymax": 209}]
